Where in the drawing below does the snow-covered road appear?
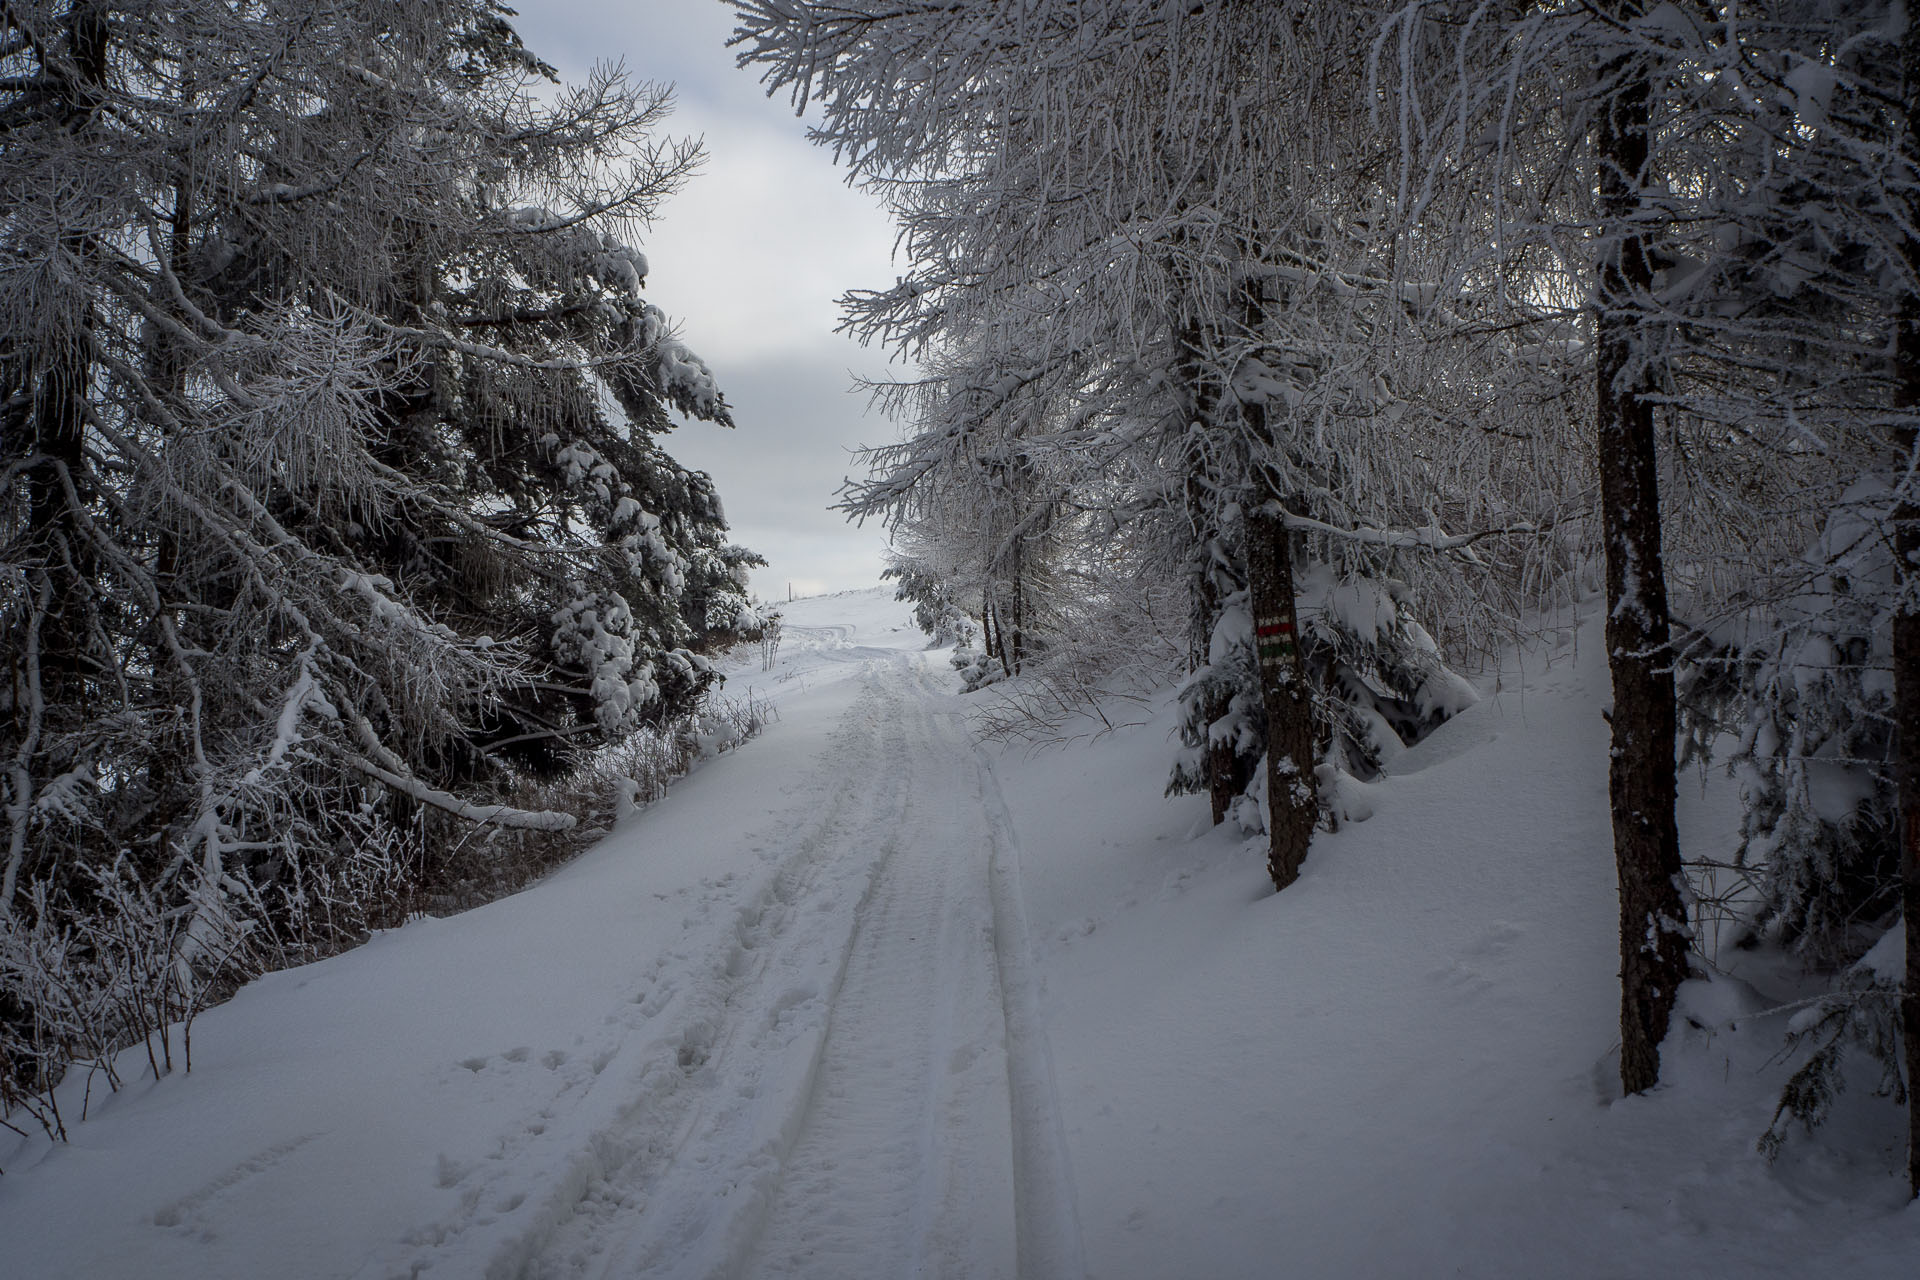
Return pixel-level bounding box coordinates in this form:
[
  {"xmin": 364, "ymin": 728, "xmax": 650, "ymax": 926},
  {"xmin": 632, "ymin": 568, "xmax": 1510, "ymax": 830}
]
[
  {"xmin": 510, "ymin": 651, "xmax": 1081, "ymax": 1280},
  {"xmin": 1, "ymin": 591, "xmax": 1081, "ymax": 1280},
  {"xmin": 10, "ymin": 587, "xmax": 1920, "ymax": 1279}
]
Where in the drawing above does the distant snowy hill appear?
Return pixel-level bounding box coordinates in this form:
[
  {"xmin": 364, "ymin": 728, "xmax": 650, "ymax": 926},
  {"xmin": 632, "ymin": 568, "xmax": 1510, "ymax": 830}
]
[{"xmin": 3, "ymin": 588, "xmax": 1916, "ymax": 1278}]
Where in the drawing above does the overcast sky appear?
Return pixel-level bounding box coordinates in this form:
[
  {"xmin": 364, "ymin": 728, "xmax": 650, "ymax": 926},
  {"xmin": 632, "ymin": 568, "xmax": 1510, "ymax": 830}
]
[{"xmin": 509, "ymin": 2, "xmax": 904, "ymax": 600}]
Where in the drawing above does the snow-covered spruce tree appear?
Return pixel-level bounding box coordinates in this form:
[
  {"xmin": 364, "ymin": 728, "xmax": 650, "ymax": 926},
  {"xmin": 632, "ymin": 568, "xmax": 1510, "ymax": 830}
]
[
  {"xmin": 882, "ymin": 549, "xmax": 977, "ymax": 651},
  {"xmin": 1601, "ymin": 0, "xmax": 1911, "ymax": 1143},
  {"xmin": 1393, "ymin": 0, "xmax": 1724, "ymax": 1097},
  {"xmin": 1396, "ymin": 0, "xmax": 1917, "ymax": 1124},
  {"xmin": 190, "ymin": 7, "xmax": 757, "ymax": 782},
  {"xmin": 1684, "ymin": 491, "xmax": 1906, "ymax": 1162},
  {"xmin": 1721, "ymin": 498, "xmax": 1899, "ymax": 966},
  {"xmin": 739, "ymin": 0, "xmax": 1560, "ymax": 888},
  {"xmin": 1665, "ymin": 0, "xmax": 1916, "ymax": 1185},
  {"xmin": 1169, "ymin": 547, "xmax": 1480, "ymax": 837},
  {"xmin": 1640, "ymin": 2, "xmax": 1913, "ymax": 963},
  {"xmin": 0, "ymin": 0, "xmax": 752, "ymax": 1120}
]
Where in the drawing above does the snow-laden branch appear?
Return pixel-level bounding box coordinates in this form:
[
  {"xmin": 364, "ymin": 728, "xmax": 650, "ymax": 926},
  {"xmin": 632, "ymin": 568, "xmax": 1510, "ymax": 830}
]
[
  {"xmin": 339, "ymin": 303, "xmax": 615, "ymax": 373},
  {"xmin": 1258, "ymin": 502, "xmax": 1535, "ymax": 556},
  {"xmin": 337, "ymin": 752, "xmax": 577, "ymax": 832},
  {"xmin": 337, "ymin": 717, "xmax": 573, "ymax": 831},
  {"xmin": 239, "ymin": 646, "xmax": 331, "ymax": 787}
]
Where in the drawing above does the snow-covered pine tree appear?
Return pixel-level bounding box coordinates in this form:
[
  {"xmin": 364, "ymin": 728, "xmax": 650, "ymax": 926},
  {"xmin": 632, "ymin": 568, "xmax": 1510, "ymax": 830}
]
[
  {"xmin": 190, "ymin": 6, "xmax": 757, "ymax": 780},
  {"xmin": 1169, "ymin": 555, "xmax": 1479, "ymax": 835},
  {"xmin": 1, "ymin": 0, "xmax": 754, "ymax": 1120},
  {"xmin": 1723, "ymin": 499, "xmax": 1899, "ymax": 965},
  {"xmin": 1396, "ymin": 0, "xmax": 1916, "ymax": 1123},
  {"xmin": 1685, "ymin": 492, "xmax": 1907, "ymax": 1162},
  {"xmin": 740, "ymin": 1, "xmax": 1553, "ymax": 887},
  {"xmin": 883, "ymin": 559, "xmax": 968, "ymax": 648},
  {"xmin": 1662, "ymin": 0, "xmax": 1915, "ymax": 1186}
]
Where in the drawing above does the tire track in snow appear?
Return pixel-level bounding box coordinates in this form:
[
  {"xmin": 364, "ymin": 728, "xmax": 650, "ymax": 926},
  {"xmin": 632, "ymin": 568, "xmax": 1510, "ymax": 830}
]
[
  {"xmin": 363, "ymin": 652, "xmax": 1084, "ymax": 1280},
  {"xmin": 349, "ymin": 662, "xmax": 908, "ymax": 1280},
  {"xmin": 513, "ymin": 660, "xmax": 929, "ymax": 1280},
  {"xmin": 714, "ymin": 656, "xmax": 1084, "ymax": 1279},
  {"xmin": 732, "ymin": 660, "xmax": 1021, "ymax": 1279},
  {"xmin": 969, "ymin": 722, "xmax": 1088, "ymax": 1280}
]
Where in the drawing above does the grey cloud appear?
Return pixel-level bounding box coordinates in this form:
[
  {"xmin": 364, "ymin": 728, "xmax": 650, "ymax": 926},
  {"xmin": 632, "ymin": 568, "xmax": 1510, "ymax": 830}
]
[
  {"xmin": 666, "ymin": 354, "xmax": 898, "ymax": 599},
  {"xmin": 509, "ymin": 1, "xmax": 908, "ymax": 596}
]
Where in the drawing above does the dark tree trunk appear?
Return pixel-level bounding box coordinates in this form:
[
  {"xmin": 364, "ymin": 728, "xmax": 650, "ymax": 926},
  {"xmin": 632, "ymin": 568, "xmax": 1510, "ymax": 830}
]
[
  {"xmin": 27, "ymin": 329, "xmax": 94, "ymax": 712},
  {"xmin": 1006, "ymin": 537, "xmax": 1026, "ymax": 674},
  {"xmin": 1247, "ymin": 506, "xmax": 1315, "ymax": 890},
  {"xmin": 985, "ymin": 599, "xmax": 1009, "ymax": 675},
  {"xmin": 1176, "ymin": 314, "xmax": 1239, "ymax": 825},
  {"xmin": 1894, "ymin": 457, "xmax": 1920, "ymax": 1201},
  {"xmin": 1233, "ymin": 256, "xmax": 1315, "ymax": 885},
  {"xmin": 1892, "ymin": 18, "xmax": 1920, "ymax": 1202},
  {"xmin": 1204, "ymin": 711, "xmax": 1239, "ymax": 826},
  {"xmin": 993, "ymin": 588, "xmax": 1015, "ymax": 676},
  {"xmin": 21, "ymin": 6, "xmax": 112, "ymax": 713},
  {"xmin": 1595, "ymin": 13, "xmax": 1690, "ymax": 1097}
]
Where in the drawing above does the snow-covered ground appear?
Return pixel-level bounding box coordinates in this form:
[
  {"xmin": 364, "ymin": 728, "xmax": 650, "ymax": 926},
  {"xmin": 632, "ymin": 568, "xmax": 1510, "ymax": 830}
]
[{"xmin": 3, "ymin": 587, "xmax": 1918, "ymax": 1277}]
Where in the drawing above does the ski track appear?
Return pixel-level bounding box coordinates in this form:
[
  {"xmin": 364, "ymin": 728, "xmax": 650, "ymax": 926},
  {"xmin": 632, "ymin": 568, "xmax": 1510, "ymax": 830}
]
[{"xmin": 357, "ymin": 652, "xmax": 1082, "ymax": 1280}]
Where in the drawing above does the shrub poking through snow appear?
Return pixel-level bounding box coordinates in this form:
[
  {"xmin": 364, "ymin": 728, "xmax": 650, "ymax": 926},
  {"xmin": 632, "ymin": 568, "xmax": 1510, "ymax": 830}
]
[{"xmin": 1680, "ymin": 491, "xmax": 1906, "ymax": 1157}]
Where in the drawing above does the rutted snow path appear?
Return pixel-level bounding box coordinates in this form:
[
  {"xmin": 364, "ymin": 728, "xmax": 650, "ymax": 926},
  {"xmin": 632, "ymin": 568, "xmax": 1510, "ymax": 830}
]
[
  {"xmin": 501, "ymin": 654, "xmax": 1081, "ymax": 1280},
  {"xmin": 732, "ymin": 661, "xmax": 1081, "ymax": 1280},
  {"xmin": 340, "ymin": 642, "xmax": 1085, "ymax": 1280},
  {"xmin": 0, "ymin": 591, "xmax": 1080, "ymax": 1280},
  {"xmin": 15, "ymin": 590, "xmax": 1920, "ymax": 1280}
]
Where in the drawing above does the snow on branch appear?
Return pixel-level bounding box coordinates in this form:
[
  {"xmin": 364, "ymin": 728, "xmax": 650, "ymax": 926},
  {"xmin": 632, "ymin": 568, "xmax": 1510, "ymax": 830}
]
[
  {"xmin": 338, "ymin": 752, "xmax": 577, "ymax": 832},
  {"xmin": 239, "ymin": 646, "xmax": 334, "ymax": 787},
  {"xmin": 1262, "ymin": 503, "xmax": 1534, "ymax": 557},
  {"xmin": 338, "ymin": 717, "xmax": 575, "ymax": 833}
]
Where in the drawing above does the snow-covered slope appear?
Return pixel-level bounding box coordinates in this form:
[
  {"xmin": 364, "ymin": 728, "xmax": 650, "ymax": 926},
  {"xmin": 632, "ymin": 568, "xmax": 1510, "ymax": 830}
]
[
  {"xmin": 998, "ymin": 624, "xmax": 1920, "ymax": 1278},
  {"xmin": 3, "ymin": 588, "xmax": 1917, "ymax": 1278}
]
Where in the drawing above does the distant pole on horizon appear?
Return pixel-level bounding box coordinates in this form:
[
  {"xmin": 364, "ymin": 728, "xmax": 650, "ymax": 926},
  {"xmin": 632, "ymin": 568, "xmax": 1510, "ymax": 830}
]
[{"xmin": 788, "ymin": 582, "xmax": 793, "ymax": 602}]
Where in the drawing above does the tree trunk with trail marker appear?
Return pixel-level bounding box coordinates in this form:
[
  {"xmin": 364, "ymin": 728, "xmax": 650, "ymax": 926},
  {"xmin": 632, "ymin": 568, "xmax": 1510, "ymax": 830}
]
[
  {"xmin": 1594, "ymin": 8, "xmax": 1690, "ymax": 1097},
  {"xmin": 1248, "ymin": 506, "xmax": 1315, "ymax": 890}
]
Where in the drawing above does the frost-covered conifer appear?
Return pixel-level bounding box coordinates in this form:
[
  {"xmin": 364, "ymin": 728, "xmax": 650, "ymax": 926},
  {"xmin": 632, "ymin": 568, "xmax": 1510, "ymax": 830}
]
[
  {"xmin": 742, "ymin": 1, "xmax": 1546, "ymax": 862},
  {"xmin": 884, "ymin": 551, "xmax": 978, "ymax": 651},
  {"xmin": 1169, "ymin": 565, "xmax": 1477, "ymax": 834},
  {"xmin": 0, "ymin": 0, "xmax": 754, "ymax": 1115},
  {"xmin": 1398, "ymin": 0, "xmax": 1915, "ymax": 1137},
  {"xmin": 1711, "ymin": 493, "xmax": 1901, "ymax": 964}
]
